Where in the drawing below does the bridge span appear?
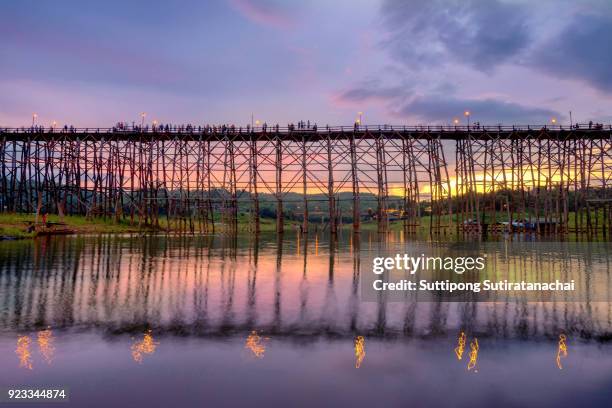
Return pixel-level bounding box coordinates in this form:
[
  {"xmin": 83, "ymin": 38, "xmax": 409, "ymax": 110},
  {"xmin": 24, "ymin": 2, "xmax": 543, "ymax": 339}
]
[
  {"xmin": 1, "ymin": 124, "xmax": 611, "ymax": 140},
  {"xmin": 1, "ymin": 125, "xmax": 611, "ymax": 235}
]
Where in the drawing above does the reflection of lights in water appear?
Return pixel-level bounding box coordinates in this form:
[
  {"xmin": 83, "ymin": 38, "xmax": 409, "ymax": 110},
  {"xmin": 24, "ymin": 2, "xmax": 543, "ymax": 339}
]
[
  {"xmin": 454, "ymin": 331, "xmax": 466, "ymax": 360},
  {"xmin": 315, "ymin": 235, "xmax": 319, "ymax": 256},
  {"xmin": 556, "ymin": 334, "xmax": 568, "ymax": 370},
  {"xmin": 37, "ymin": 328, "xmax": 55, "ymax": 364},
  {"xmin": 16, "ymin": 336, "xmax": 33, "ymax": 370},
  {"xmin": 131, "ymin": 330, "xmax": 159, "ymax": 363},
  {"xmin": 354, "ymin": 336, "xmax": 366, "ymax": 368},
  {"xmin": 245, "ymin": 331, "xmax": 267, "ymax": 358},
  {"xmin": 467, "ymin": 338, "xmax": 479, "ymax": 371}
]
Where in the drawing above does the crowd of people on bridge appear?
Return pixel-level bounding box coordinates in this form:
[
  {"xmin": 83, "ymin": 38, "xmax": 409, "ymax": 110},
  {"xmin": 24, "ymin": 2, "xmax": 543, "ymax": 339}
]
[
  {"xmin": 1, "ymin": 119, "xmax": 610, "ymax": 134},
  {"xmin": 585, "ymin": 121, "xmax": 604, "ymax": 130},
  {"xmin": 6, "ymin": 125, "xmax": 79, "ymax": 133},
  {"xmin": 112, "ymin": 120, "xmax": 325, "ymax": 134}
]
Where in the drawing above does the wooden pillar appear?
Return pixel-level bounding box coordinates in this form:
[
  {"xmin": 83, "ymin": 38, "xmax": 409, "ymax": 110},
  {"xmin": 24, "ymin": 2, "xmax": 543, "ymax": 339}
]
[
  {"xmin": 375, "ymin": 134, "xmax": 388, "ymax": 233},
  {"xmin": 301, "ymin": 135, "xmax": 309, "ymax": 233},
  {"xmin": 275, "ymin": 135, "xmax": 284, "ymax": 233},
  {"xmin": 455, "ymin": 139, "xmax": 462, "ymax": 233},
  {"xmin": 0, "ymin": 137, "xmax": 7, "ymax": 213},
  {"xmin": 437, "ymin": 137, "xmax": 452, "ymax": 234},
  {"xmin": 327, "ymin": 134, "xmax": 337, "ymax": 234},
  {"xmin": 250, "ymin": 136, "xmax": 260, "ymax": 233},
  {"xmin": 349, "ymin": 133, "xmax": 360, "ymax": 232},
  {"xmin": 150, "ymin": 140, "xmax": 159, "ymax": 228},
  {"xmin": 401, "ymin": 137, "xmax": 409, "ymax": 232},
  {"xmin": 206, "ymin": 140, "xmax": 215, "ymax": 234},
  {"xmin": 228, "ymin": 138, "xmax": 238, "ymax": 234},
  {"xmin": 196, "ymin": 137, "xmax": 205, "ymax": 233},
  {"xmin": 427, "ymin": 138, "xmax": 439, "ymax": 234}
]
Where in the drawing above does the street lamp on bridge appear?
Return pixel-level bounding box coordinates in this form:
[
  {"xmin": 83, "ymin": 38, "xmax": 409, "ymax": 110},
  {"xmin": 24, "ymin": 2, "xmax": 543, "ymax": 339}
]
[
  {"xmin": 32, "ymin": 113, "xmax": 38, "ymax": 127},
  {"xmin": 140, "ymin": 112, "xmax": 147, "ymax": 128},
  {"xmin": 464, "ymin": 111, "xmax": 471, "ymax": 128}
]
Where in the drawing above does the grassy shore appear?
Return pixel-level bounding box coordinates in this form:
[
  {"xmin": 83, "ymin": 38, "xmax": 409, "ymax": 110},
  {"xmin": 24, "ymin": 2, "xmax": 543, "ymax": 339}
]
[
  {"xmin": 0, "ymin": 213, "xmax": 156, "ymax": 239},
  {"xmin": 0, "ymin": 211, "xmax": 607, "ymax": 240},
  {"xmin": 0, "ymin": 213, "xmax": 441, "ymax": 239},
  {"xmin": 0, "ymin": 212, "xmax": 410, "ymax": 239},
  {"xmin": 0, "ymin": 213, "xmax": 303, "ymax": 239}
]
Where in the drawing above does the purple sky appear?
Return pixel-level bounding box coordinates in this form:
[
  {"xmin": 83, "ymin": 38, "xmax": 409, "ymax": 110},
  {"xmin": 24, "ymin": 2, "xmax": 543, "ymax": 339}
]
[{"xmin": 1, "ymin": 0, "xmax": 611, "ymax": 127}]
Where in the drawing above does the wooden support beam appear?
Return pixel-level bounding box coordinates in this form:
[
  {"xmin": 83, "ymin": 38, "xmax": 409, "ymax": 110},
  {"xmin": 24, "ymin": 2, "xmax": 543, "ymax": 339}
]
[
  {"xmin": 275, "ymin": 135, "xmax": 284, "ymax": 233},
  {"xmin": 326, "ymin": 134, "xmax": 336, "ymax": 234},
  {"xmin": 250, "ymin": 136, "xmax": 261, "ymax": 233},
  {"xmin": 349, "ymin": 133, "xmax": 360, "ymax": 233},
  {"xmin": 301, "ymin": 135, "xmax": 309, "ymax": 233}
]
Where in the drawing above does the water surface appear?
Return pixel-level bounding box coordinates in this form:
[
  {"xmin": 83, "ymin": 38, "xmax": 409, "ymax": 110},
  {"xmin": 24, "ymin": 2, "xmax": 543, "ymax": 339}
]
[{"xmin": 0, "ymin": 233, "xmax": 610, "ymax": 407}]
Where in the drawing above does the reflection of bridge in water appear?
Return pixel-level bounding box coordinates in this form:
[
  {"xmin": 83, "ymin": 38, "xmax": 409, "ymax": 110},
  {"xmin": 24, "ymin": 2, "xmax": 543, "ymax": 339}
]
[
  {"xmin": 1, "ymin": 125, "xmax": 611, "ymax": 235},
  {"xmin": 0, "ymin": 234, "xmax": 610, "ymax": 341}
]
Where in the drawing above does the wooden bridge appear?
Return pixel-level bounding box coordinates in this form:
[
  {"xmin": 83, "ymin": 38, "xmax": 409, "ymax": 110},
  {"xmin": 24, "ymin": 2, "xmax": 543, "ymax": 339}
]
[{"xmin": 1, "ymin": 124, "xmax": 611, "ymax": 235}]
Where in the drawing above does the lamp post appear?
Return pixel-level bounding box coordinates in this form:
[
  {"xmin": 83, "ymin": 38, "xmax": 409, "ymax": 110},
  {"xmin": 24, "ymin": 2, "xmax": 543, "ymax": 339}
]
[
  {"xmin": 140, "ymin": 112, "xmax": 146, "ymax": 128},
  {"xmin": 32, "ymin": 113, "xmax": 38, "ymax": 127},
  {"xmin": 464, "ymin": 111, "xmax": 471, "ymax": 128},
  {"xmin": 358, "ymin": 111, "xmax": 363, "ymax": 124}
]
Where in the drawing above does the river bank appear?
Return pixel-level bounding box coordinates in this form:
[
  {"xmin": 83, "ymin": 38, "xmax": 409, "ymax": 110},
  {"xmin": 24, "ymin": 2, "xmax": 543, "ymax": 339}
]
[
  {"xmin": 0, "ymin": 214, "xmax": 158, "ymax": 239},
  {"xmin": 0, "ymin": 213, "xmax": 307, "ymax": 239},
  {"xmin": 0, "ymin": 213, "xmax": 404, "ymax": 240},
  {"xmin": 1, "ymin": 212, "xmax": 605, "ymax": 240}
]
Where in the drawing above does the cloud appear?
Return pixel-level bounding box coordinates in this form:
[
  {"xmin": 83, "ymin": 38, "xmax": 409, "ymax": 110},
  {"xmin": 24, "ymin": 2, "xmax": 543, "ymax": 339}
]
[
  {"xmin": 335, "ymin": 81, "xmax": 560, "ymax": 126},
  {"xmin": 396, "ymin": 95, "xmax": 560, "ymax": 124},
  {"xmin": 381, "ymin": 0, "xmax": 531, "ymax": 71},
  {"xmin": 336, "ymin": 80, "xmax": 409, "ymax": 104},
  {"xmin": 531, "ymin": 13, "xmax": 612, "ymax": 92},
  {"xmin": 228, "ymin": 0, "xmax": 295, "ymax": 29},
  {"xmin": 380, "ymin": 0, "xmax": 612, "ymax": 93},
  {"xmin": 335, "ymin": 80, "xmax": 560, "ymax": 125}
]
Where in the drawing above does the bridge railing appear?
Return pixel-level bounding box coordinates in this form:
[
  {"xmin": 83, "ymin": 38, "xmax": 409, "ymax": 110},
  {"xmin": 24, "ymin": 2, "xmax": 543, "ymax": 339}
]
[{"xmin": 0, "ymin": 123, "xmax": 610, "ymax": 135}]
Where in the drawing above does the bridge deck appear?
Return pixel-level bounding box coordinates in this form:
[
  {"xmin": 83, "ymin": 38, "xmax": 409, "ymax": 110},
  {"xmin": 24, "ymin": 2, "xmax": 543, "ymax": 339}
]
[{"xmin": 1, "ymin": 125, "xmax": 610, "ymax": 141}]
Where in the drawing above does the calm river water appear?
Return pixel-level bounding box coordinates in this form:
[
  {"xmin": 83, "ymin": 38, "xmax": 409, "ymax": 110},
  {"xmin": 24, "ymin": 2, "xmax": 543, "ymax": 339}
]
[{"xmin": 0, "ymin": 233, "xmax": 611, "ymax": 407}]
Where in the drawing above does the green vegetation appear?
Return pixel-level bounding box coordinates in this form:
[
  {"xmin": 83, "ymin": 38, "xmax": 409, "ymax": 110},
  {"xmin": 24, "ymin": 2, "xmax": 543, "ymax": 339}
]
[
  {"xmin": 0, "ymin": 213, "xmax": 156, "ymax": 239},
  {"xmin": 0, "ymin": 206, "xmax": 609, "ymax": 240}
]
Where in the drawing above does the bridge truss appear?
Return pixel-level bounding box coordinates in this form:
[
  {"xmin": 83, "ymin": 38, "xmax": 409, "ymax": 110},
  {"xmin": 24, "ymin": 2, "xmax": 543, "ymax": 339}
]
[{"xmin": 1, "ymin": 125, "xmax": 610, "ymax": 235}]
